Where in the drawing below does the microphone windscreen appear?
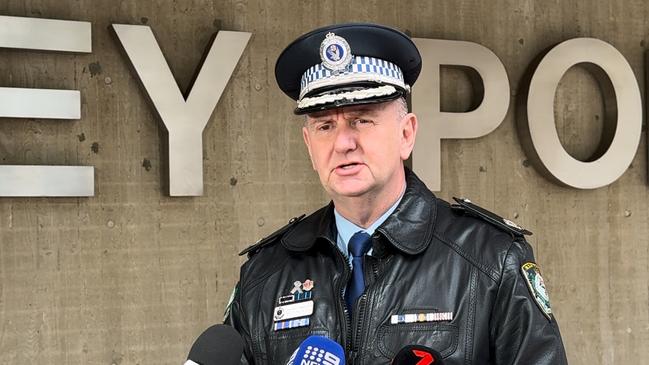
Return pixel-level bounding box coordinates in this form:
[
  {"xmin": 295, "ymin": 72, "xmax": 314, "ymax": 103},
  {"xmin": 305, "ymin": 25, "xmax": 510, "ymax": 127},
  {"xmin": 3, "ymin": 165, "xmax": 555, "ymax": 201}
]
[
  {"xmin": 391, "ymin": 345, "xmax": 444, "ymax": 365},
  {"xmin": 286, "ymin": 335, "xmax": 345, "ymax": 365},
  {"xmin": 187, "ymin": 324, "xmax": 244, "ymax": 365}
]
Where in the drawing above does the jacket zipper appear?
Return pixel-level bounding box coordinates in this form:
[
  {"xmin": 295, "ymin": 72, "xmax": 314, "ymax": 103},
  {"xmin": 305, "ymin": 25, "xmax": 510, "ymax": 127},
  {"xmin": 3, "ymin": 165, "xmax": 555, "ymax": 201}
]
[
  {"xmin": 351, "ymin": 294, "xmax": 367, "ymax": 363},
  {"xmin": 324, "ymin": 237, "xmax": 352, "ymax": 356},
  {"xmin": 349, "ymin": 255, "xmax": 381, "ymax": 364},
  {"xmin": 350, "ymin": 256, "xmax": 369, "ymax": 357}
]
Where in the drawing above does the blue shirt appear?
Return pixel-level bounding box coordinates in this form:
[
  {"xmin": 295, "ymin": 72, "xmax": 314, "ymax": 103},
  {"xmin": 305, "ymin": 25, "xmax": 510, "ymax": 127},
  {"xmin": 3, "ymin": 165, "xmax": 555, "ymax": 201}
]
[{"xmin": 333, "ymin": 189, "xmax": 405, "ymax": 267}]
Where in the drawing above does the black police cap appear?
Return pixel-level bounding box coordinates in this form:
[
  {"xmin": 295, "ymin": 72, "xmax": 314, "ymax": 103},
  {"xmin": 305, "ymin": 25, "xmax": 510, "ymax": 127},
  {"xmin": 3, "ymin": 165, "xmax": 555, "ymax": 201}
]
[{"xmin": 275, "ymin": 23, "xmax": 422, "ymax": 114}]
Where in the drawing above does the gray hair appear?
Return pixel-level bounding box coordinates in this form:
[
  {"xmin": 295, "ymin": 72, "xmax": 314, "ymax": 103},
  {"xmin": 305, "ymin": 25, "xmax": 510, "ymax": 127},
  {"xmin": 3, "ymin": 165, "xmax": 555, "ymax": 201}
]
[{"xmin": 395, "ymin": 96, "xmax": 408, "ymax": 119}]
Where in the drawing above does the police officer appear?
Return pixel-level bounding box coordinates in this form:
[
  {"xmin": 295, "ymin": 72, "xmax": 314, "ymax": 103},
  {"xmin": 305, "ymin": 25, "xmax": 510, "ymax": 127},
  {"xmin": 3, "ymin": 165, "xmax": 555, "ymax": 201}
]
[{"xmin": 225, "ymin": 23, "xmax": 568, "ymax": 365}]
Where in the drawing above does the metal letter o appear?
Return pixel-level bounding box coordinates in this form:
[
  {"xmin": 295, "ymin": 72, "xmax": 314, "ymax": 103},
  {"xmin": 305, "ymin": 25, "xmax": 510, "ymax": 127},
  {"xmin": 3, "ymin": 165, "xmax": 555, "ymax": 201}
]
[{"xmin": 521, "ymin": 38, "xmax": 642, "ymax": 189}]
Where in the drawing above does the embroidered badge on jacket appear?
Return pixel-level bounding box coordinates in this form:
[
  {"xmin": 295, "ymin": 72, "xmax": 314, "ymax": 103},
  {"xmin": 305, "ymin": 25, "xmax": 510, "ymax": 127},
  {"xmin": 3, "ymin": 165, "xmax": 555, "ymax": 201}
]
[{"xmin": 521, "ymin": 262, "xmax": 553, "ymax": 320}]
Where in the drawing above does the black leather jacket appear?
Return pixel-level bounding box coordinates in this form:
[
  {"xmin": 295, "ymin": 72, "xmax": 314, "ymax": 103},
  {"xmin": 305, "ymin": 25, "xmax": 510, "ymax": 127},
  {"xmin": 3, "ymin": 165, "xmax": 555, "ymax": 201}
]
[{"xmin": 225, "ymin": 169, "xmax": 568, "ymax": 364}]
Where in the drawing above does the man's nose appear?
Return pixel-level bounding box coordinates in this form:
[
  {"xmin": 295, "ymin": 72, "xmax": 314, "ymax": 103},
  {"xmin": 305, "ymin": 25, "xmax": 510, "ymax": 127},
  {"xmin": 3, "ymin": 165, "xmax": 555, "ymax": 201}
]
[{"xmin": 332, "ymin": 122, "xmax": 358, "ymax": 153}]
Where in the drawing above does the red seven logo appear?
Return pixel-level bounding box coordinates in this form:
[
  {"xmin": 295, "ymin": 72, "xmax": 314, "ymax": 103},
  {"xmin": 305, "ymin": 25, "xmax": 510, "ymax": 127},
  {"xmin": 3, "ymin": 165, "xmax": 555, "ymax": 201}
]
[{"xmin": 412, "ymin": 349, "xmax": 434, "ymax": 365}]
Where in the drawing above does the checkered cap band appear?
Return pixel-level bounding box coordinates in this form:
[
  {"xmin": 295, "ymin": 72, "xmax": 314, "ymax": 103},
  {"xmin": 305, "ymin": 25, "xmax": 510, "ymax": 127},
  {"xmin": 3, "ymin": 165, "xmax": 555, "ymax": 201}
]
[{"xmin": 299, "ymin": 56, "xmax": 406, "ymax": 99}]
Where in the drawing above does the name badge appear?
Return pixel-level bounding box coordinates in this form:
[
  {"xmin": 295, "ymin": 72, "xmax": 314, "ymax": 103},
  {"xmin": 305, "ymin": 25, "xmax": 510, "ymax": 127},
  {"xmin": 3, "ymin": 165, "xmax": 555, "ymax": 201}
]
[{"xmin": 273, "ymin": 300, "xmax": 314, "ymax": 322}]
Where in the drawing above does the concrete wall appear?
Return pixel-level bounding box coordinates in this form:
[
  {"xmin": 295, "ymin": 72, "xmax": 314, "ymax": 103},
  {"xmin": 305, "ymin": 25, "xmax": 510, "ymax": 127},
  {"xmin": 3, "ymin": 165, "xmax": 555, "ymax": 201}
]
[{"xmin": 0, "ymin": 0, "xmax": 647, "ymax": 363}]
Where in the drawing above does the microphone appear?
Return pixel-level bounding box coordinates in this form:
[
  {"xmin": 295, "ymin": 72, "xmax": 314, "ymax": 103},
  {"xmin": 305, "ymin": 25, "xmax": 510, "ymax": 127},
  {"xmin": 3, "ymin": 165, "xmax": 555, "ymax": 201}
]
[
  {"xmin": 391, "ymin": 345, "xmax": 445, "ymax": 365},
  {"xmin": 286, "ymin": 335, "xmax": 345, "ymax": 365},
  {"xmin": 184, "ymin": 324, "xmax": 244, "ymax": 365}
]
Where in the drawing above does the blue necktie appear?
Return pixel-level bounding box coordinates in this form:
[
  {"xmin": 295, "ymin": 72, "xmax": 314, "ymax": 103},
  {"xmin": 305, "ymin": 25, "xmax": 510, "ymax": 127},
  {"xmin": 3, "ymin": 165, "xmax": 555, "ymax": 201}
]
[{"xmin": 346, "ymin": 231, "xmax": 372, "ymax": 310}]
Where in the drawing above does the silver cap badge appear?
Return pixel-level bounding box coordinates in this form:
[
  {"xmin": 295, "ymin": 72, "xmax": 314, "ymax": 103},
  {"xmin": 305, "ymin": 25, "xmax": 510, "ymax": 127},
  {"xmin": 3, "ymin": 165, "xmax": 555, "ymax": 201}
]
[{"xmin": 320, "ymin": 32, "xmax": 353, "ymax": 71}]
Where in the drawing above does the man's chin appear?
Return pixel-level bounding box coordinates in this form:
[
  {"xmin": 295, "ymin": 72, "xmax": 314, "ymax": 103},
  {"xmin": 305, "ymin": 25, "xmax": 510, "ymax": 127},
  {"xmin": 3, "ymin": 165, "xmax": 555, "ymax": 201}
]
[{"xmin": 328, "ymin": 183, "xmax": 372, "ymax": 199}]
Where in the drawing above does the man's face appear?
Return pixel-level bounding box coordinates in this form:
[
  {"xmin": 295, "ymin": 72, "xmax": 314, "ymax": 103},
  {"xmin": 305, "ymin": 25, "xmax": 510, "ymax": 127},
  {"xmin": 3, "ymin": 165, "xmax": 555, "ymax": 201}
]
[{"xmin": 302, "ymin": 99, "xmax": 417, "ymax": 201}]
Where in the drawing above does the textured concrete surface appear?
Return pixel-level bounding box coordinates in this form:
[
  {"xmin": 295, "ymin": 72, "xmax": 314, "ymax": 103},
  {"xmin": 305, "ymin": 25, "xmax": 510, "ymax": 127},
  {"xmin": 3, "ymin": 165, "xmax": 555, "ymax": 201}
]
[{"xmin": 0, "ymin": 0, "xmax": 647, "ymax": 364}]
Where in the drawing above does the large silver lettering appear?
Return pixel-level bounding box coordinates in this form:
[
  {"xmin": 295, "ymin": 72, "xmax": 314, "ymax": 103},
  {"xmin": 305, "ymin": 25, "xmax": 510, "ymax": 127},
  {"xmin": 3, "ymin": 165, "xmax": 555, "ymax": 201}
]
[
  {"xmin": 113, "ymin": 25, "xmax": 251, "ymax": 196},
  {"xmin": 0, "ymin": 166, "xmax": 94, "ymax": 197},
  {"xmin": 411, "ymin": 39, "xmax": 510, "ymax": 191},
  {"xmin": 0, "ymin": 15, "xmax": 93, "ymax": 197},
  {"xmin": 0, "ymin": 15, "xmax": 91, "ymax": 52},
  {"xmin": 519, "ymin": 38, "xmax": 642, "ymax": 189}
]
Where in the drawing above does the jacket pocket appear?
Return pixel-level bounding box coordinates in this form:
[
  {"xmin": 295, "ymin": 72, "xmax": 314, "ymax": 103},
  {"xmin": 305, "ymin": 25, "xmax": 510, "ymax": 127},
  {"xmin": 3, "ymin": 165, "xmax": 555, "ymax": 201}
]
[
  {"xmin": 376, "ymin": 322, "xmax": 458, "ymax": 360},
  {"xmin": 264, "ymin": 327, "xmax": 329, "ymax": 364}
]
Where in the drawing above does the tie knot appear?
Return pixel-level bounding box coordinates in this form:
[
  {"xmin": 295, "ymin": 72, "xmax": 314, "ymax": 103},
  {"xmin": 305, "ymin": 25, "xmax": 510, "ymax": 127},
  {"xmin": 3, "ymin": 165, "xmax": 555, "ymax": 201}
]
[{"xmin": 348, "ymin": 231, "xmax": 372, "ymax": 257}]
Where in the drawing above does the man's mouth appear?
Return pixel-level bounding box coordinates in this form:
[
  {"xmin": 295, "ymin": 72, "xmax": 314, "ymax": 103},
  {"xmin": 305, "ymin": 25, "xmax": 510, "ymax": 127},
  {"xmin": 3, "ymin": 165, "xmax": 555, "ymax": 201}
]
[
  {"xmin": 334, "ymin": 162, "xmax": 364, "ymax": 175},
  {"xmin": 338, "ymin": 162, "xmax": 360, "ymax": 170}
]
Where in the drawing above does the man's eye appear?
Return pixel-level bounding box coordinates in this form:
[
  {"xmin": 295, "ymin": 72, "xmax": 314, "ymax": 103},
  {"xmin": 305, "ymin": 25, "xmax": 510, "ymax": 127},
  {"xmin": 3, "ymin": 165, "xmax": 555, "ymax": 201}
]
[
  {"xmin": 317, "ymin": 123, "xmax": 333, "ymax": 131},
  {"xmin": 352, "ymin": 119, "xmax": 373, "ymax": 127}
]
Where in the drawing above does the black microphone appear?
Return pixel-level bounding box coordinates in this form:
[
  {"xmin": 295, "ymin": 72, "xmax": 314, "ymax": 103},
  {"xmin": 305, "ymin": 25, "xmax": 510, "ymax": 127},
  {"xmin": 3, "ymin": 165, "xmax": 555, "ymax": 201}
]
[
  {"xmin": 184, "ymin": 324, "xmax": 244, "ymax": 365},
  {"xmin": 391, "ymin": 345, "xmax": 445, "ymax": 365}
]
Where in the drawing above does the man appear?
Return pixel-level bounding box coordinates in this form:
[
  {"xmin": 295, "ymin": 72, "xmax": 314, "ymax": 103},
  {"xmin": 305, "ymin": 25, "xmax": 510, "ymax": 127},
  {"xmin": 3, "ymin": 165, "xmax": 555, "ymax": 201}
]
[{"xmin": 225, "ymin": 23, "xmax": 568, "ymax": 364}]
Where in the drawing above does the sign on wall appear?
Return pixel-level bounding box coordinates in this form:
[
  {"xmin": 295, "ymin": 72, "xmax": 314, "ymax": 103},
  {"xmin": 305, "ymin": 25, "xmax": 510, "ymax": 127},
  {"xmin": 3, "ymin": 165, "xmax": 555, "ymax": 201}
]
[
  {"xmin": 0, "ymin": 15, "xmax": 250, "ymax": 197},
  {"xmin": 0, "ymin": 15, "xmax": 645, "ymax": 197},
  {"xmin": 0, "ymin": 15, "xmax": 94, "ymax": 197}
]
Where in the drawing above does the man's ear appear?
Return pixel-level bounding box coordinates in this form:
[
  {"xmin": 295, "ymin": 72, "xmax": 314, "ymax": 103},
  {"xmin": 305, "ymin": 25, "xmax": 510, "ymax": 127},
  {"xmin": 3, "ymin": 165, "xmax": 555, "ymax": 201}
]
[
  {"xmin": 302, "ymin": 125, "xmax": 317, "ymax": 170},
  {"xmin": 400, "ymin": 112, "xmax": 418, "ymax": 161}
]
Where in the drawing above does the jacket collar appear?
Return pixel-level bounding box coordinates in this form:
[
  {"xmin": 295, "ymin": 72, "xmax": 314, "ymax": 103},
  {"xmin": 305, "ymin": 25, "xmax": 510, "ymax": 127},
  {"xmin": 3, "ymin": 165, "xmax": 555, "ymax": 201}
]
[
  {"xmin": 281, "ymin": 201, "xmax": 337, "ymax": 251},
  {"xmin": 281, "ymin": 168, "xmax": 437, "ymax": 255}
]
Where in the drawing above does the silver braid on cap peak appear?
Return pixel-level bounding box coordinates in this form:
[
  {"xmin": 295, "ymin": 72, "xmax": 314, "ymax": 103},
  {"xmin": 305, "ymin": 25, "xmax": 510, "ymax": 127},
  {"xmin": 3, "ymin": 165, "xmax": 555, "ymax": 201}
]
[{"xmin": 297, "ymin": 85, "xmax": 400, "ymax": 109}]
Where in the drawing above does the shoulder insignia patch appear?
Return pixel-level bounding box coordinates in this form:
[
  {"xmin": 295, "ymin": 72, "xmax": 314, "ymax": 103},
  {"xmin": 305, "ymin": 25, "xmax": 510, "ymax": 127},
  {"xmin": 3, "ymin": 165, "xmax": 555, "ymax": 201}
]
[
  {"xmin": 452, "ymin": 197, "xmax": 532, "ymax": 237},
  {"xmin": 521, "ymin": 262, "xmax": 553, "ymax": 320},
  {"xmin": 238, "ymin": 214, "xmax": 306, "ymax": 257}
]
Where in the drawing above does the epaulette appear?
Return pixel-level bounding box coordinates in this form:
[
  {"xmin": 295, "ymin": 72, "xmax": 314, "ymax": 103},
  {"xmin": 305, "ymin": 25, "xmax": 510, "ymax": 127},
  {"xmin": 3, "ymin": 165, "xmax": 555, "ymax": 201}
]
[
  {"xmin": 238, "ymin": 214, "xmax": 306, "ymax": 257},
  {"xmin": 451, "ymin": 197, "xmax": 532, "ymax": 237}
]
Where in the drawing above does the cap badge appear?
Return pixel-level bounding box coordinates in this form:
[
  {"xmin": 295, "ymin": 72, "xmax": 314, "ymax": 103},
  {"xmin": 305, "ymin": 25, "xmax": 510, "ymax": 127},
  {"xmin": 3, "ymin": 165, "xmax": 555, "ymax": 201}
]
[{"xmin": 320, "ymin": 32, "xmax": 353, "ymax": 72}]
